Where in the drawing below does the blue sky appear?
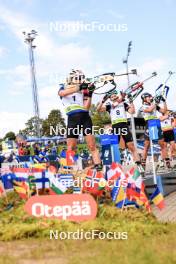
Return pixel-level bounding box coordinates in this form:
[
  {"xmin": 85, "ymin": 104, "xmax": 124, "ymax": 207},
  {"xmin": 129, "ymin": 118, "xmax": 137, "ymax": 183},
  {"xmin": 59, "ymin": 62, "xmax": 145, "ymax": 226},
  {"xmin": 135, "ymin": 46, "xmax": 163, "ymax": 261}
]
[{"xmin": 0, "ymin": 0, "xmax": 175, "ymax": 137}]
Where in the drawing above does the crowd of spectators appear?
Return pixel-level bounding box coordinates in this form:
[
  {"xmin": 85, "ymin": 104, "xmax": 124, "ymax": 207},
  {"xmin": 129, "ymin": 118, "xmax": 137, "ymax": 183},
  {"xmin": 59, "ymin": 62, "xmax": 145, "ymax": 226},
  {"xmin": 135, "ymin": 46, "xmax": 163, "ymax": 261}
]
[{"xmin": 18, "ymin": 141, "xmax": 64, "ymax": 157}]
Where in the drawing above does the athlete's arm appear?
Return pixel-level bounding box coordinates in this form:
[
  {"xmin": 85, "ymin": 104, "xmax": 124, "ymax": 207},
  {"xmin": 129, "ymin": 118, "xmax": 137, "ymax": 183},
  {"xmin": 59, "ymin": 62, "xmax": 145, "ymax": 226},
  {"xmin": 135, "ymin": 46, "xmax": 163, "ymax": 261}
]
[
  {"xmin": 97, "ymin": 94, "xmax": 109, "ymax": 112},
  {"xmin": 158, "ymin": 102, "xmax": 167, "ymax": 114},
  {"xmin": 143, "ymin": 104, "xmax": 156, "ymax": 113},
  {"xmin": 127, "ymin": 102, "xmax": 135, "ymax": 114},
  {"xmin": 97, "ymin": 101, "xmax": 107, "ymax": 112},
  {"xmin": 83, "ymin": 96, "xmax": 92, "ymax": 110},
  {"xmin": 58, "ymin": 84, "xmax": 80, "ymax": 97},
  {"xmin": 159, "ymin": 114, "xmax": 169, "ymax": 121}
]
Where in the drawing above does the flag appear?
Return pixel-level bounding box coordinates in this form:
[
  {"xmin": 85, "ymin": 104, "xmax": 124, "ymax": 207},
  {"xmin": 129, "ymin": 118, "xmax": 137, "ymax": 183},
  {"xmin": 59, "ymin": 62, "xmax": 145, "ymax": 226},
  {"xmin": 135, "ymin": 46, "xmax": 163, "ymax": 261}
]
[
  {"xmin": 110, "ymin": 164, "xmax": 128, "ymax": 206},
  {"xmin": 30, "ymin": 163, "xmax": 46, "ymax": 170},
  {"xmin": 0, "ymin": 182, "xmax": 5, "ymax": 196},
  {"xmin": 0, "ymin": 167, "xmax": 12, "ymax": 175},
  {"xmin": 82, "ymin": 169, "xmax": 104, "ymax": 196},
  {"xmin": 107, "ymin": 162, "xmax": 124, "ymax": 189},
  {"xmin": 12, "ymin": 167, "xmax": 29, "ymax": 182},
  {"xmin": 32, "ymin": 171, "xmax": 50, "ymax": 189},
  {"xmin": 59, "ymin": 158, "xmax": 67, "ymax": 166},
  {"xmin": 28, "ymin": 174, "xmax": 36, "ymax": 196},
  {"xmin": 127, "ymin": 169, "xmax": 143, "ymax": 200},
  {"xmin": 150, "ymin": 186, "xmax": 165, "ymax": 210},
  {"xmin": 111, "ymin": 179, "xmax": 120, "ymax": 201},
  {"xmin": 115, "ymin": 185, "xmax": 126, "ymax": 208},
  {"xmin": 13, "ymin": 180, "xmax": 29, "ymax": 200},
  {"xmin": 60, "ymin": 149, "xmax": 66, "ymax": 158},
  {"xmin": 139, "ymin": 190, "xmax": 151, "ymax": 213},
  {"xmin": 1, "ymin": 173, "xmax": 15, "ymax": 190},
  {"xmin": 59, "ymin": 173, "xmax": 73, "ymax": 188},
  {"xmin": 73, "ymin": 186, "xmax": 82, "ymax": 194},
  {"xmin": 48, "ymin": 172, "xmax": 67, "ymax": 194}
]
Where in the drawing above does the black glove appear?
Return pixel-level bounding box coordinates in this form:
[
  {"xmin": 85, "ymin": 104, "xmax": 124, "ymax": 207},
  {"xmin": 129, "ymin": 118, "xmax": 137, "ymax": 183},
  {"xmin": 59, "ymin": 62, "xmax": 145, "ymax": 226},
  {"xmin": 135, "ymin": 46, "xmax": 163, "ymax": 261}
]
[
  {"xmin": 79, "ymin": 82, "xmax": 88, "ymax": 91},
  {"xmin": 154, "ymin": 96, "xmax": 161, "ymax": 104},
  {"xmin": 87, "ymin": 83, "xmax": 96, "ymax": 97},
  {"xmin": 127, "ymin": 93, "xmax": 133, "ymax": 103},
  {"xmin": 160, "ymin": 95, "xmax": 166, "ymax": 102}
]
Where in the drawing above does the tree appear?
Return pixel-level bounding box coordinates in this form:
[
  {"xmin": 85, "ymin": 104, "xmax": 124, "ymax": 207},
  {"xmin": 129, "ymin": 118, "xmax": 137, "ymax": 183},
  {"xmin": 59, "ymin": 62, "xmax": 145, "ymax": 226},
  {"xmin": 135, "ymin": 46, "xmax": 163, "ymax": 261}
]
[
  {"xmin": 20, "ymin": 117, "xmax": 43, "ymax": 137},
  {"xmin": 89, "ymin": 104, "xmax": 111, "ymax": 132},
  {"xmin": 4, "ymin": 131, "xmax": 16, "ymax": 140},
  {"xmin": 42, "ymin": 109, "xmax": 66, "ymax": 136}
]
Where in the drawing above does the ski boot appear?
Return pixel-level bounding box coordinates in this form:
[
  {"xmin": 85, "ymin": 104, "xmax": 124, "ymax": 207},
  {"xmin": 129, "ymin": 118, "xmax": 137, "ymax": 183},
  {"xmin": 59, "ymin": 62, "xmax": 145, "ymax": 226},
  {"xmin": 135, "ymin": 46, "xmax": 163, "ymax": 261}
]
[{"xmin": 156, "ymin": 160, "xmax": 165, "ymax": 173}]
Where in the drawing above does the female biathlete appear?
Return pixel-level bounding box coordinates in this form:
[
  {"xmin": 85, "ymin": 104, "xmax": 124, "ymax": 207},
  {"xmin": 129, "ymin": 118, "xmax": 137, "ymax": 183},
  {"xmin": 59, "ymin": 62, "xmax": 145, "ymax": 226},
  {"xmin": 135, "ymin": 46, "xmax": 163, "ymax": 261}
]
[
  {"xmin": 140, "ymin": 93, "xmax": 168, "ymax": 169},
  {"xmin": 58, "ymin": 69, "xmax": 102, "ymax": 171},
  {"xmin": 97, "ymin": 90, "xmax": 144, "ymax": 173},
  {"xmin": 157, "ymin": 110, "xmax": 176, "ymax": 166}
]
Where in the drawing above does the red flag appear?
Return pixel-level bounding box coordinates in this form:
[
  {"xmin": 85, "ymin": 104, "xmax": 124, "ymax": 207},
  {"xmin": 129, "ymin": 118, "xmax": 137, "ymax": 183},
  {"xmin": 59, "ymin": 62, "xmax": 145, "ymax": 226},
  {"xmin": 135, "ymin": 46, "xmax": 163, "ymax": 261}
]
[{"xmin": 83, "ymin": 169, "xmax": 104, "ymax": 197}]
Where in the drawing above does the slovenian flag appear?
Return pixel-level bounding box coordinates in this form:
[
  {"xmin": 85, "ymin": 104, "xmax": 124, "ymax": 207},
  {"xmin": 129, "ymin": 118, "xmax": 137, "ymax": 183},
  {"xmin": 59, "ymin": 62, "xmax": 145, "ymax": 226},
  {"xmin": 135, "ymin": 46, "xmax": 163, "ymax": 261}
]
[{"xmin": 150, "ymin": 186, "xmax": 165, "ymax": 210}]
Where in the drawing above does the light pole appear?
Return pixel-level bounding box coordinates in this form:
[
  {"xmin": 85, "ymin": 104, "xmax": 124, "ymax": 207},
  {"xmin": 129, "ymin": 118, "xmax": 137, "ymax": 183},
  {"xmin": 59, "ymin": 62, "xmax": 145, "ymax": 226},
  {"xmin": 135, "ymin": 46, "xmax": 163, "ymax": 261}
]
[
  {"xmin": 23, "ymin": 30, "xmax": 41, "ymax": 138},
  {"xmin": 123, "ymin": 41, "xmax": 137, "ymax": 149}
]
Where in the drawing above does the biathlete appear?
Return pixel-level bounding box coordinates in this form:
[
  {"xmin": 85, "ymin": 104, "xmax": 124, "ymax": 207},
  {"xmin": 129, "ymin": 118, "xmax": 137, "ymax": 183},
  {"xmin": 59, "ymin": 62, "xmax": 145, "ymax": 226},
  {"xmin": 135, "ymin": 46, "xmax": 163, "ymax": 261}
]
[
  {"xmin": 97, "ymin": 89, "xmax": 144, "ymax": 173},
  {"xmin": 58, "ymin": 69, "xmax": 102, "ymax": 171},
  {"xmin": 140, "ymin": 93, "xmax": 169, "ymax": 169},
  {"xmin": 157, "ymin": 110, "xmax": 176, "ymax": 164}
]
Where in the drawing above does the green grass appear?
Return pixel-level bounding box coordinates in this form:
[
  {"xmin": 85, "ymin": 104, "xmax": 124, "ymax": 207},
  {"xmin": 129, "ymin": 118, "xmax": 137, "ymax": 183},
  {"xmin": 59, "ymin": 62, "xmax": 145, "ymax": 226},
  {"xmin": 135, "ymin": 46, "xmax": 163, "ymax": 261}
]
[{"xmin": 0, "ymin": 192, "xmax": 176, "ymax": 263}]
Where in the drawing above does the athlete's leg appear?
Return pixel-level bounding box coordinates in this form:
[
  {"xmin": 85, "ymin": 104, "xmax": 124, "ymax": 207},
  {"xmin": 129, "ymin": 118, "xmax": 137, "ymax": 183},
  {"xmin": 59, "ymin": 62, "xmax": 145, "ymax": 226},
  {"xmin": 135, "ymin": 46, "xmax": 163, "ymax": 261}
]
[
  {"xmin": 126, "ymin": 141, "xmax": 139, "ymax": 162},
  {"xmin": 84, "ymin": 134, "xmax": 101, "ymax": 165},
  {"xmin": 158, "ymin": 139, "xmax": 167, "ymax": 160},
  {"xmin": 82, "ymin": 113, "xmax": 102, "ymax": 169},
  {"xmin": 141, "ymin": 139, "xmax": 150, "ymax": 170},
  {"xmin": 164, "ymin": 130, "xmax": 176, "ymax": 159},
  {"xmin": 170, "ymin": 141, "xmax": 176, "ymax": 159},
  {"xmin": 121, "ymin": 124, "xmax": 144, "ymax": 172},
  {"xmin": 142, "ymin": 139, "xmax": 150, "ymax": 161}
]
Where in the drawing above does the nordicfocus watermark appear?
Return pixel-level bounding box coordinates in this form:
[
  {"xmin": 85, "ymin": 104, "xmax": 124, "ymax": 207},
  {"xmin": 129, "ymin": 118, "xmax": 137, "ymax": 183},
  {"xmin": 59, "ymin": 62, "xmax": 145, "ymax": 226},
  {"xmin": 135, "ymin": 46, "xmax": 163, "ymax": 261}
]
[
  {"xmin": 49, "ymin": 20, "xmax": 128, "ymax": 33},
  {"xmin": 50, "ymin": 125, "xmax": 128, "ymax": 136},
  {"xmin": 50, "ymin": 177, "xmax": 127, "ymax": 190},
  {"xmin": 50, "ymin": 229, "xmax": 128, "ymax": 240}
]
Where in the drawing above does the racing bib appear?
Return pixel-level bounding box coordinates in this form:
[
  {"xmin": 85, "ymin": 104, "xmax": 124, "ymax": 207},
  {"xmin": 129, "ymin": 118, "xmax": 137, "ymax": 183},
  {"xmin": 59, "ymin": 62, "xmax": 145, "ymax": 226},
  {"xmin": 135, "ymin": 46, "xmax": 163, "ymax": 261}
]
[
  {"xmin": 108, "ymin": 102, "xmax": 128, "ymax": 124},
  {"xmin": 142, "ymin": 103, "xmax": 158, "ymax": 121},
  {"xmin": 60, "ymin": 91, "xmax": 87, "ymax": 115}
]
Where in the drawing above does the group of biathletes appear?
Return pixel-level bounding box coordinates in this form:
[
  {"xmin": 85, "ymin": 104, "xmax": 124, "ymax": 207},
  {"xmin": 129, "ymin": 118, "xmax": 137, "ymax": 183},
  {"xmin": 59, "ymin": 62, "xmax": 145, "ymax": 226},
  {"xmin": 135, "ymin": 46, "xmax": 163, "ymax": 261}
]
[{"xmin": 58, "ymin": 69, "xmax": 176, "ymax": 175}]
